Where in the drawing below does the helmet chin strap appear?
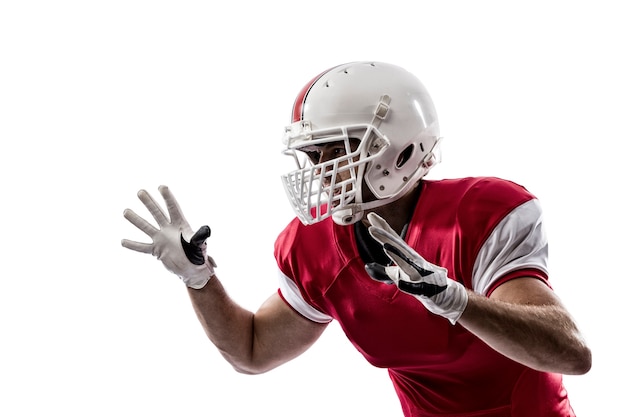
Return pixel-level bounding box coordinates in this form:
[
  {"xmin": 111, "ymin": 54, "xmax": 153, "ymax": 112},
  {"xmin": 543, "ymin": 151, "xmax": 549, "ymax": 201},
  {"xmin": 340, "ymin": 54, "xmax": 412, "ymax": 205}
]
[
  {"xmin": 331, "ymin": 207, "xmax": 364, "ymax": 226},
  {"xmin": 331, "ymin": 191, "xmax": 405, "ymax": 226}
]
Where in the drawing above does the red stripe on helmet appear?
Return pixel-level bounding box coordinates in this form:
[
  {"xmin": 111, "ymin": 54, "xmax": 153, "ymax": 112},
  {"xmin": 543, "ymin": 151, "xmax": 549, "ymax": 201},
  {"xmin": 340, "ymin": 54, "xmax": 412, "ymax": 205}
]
[{"xmin": 291, "ymin": 65, "xmax": 340, "ymax": 122}]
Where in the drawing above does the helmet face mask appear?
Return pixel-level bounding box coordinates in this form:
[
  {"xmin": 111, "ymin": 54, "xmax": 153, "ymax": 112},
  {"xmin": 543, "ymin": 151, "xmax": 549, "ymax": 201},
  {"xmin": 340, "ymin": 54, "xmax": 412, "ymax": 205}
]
[
  {"xmin": 281, "ymin": 124, "xmax": 390, "ymax": 226},
  {"xmin": 281, "ymin": 61, "xmax": 442, "ymax": 226}
]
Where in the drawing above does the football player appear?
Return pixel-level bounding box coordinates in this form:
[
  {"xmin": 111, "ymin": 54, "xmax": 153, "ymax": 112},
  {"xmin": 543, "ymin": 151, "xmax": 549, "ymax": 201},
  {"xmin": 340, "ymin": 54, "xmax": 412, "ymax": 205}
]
[{"xmin": 122, "ymin": 61, "xmax": 591, "ymax": 416}]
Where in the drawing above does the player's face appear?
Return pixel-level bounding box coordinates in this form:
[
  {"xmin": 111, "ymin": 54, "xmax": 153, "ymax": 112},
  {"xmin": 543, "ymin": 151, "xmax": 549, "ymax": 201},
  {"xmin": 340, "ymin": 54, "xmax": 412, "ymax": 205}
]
[
  {"xmin": 303, "ymin": 139, "xmax": 359, "ymax": 184},
  {"xmin": 300, "ymin": 139, "xmax": 361, "ymax": 207}
]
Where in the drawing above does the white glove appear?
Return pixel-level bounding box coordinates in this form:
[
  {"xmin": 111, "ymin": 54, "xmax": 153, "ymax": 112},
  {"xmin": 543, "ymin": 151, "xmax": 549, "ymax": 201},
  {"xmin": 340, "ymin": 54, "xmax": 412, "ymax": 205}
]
[
  {"xmin": 121, "ymin": 185, "xmax": 217, "ymax": 289},
  {"xmin": 365, "ymin": 212, "xmax": 468, "ymax": 324}
]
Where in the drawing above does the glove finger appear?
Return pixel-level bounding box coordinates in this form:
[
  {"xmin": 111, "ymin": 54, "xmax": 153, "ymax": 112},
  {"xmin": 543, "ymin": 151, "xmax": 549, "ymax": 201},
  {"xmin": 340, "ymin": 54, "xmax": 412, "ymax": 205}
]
[
  {"xmin": 367, "ymin": 212, "xmax": 396, "ymax": 235},
  {"xmin": 123, "ymin": 208, "xmax": 158, "ymax": 237},
  {"xmin": 365, "ymin": 263, "xmax": 396, "ymax": 284},
  {"xmin": 369, "ymin": 225, "xmax": 410, "ymax": 256},
  {"xmin": 398, "ymin": 279, "xmax": 447, "ymax": 297},
  {"xmin": 367, "ymin": 213, "xmax": 408, "ymax": 251},
  {"xmin": 159, "ymin": 185, "xmax": 189, "ymax": 227},
  {"xmin": 369, "ymin": 226, "xmax": 427, "ymax": 281},
  {"xmin": 190, "ymin": 225, "xmax": 211, "ymax": 245},
  {"xmin": 121, "ymin": 239, "xmax": 153, "ymax": 254},
  {"xmin": 383, "ymin": 242, "xmax": 434, "ymax": 279},
  {"xmin": 137, "ymin": 189, "xmax": 170, "ymax": 227},
  {"xmin": 367, "ymin": 226, "xmax": 395, "ymax": 245},
  {"xmin": 378, "ymin": 248, "xmax": 447, "ymax": 296}
]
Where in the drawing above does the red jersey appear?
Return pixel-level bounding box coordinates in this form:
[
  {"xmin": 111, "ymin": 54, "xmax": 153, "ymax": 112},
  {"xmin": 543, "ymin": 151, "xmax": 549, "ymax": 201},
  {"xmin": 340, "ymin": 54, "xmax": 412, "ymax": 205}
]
[{"xmin": 274, "ymin": 177, "xmax": 575, "ymax": 416}]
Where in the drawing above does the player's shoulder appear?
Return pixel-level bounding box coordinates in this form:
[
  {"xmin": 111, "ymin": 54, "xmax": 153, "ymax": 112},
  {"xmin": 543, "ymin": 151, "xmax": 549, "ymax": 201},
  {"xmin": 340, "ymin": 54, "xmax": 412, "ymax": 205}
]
[
  {"xmin": 422, "ymin": 176, "xmax": 538, "ymax": 232},
  {"xmin": 424, "ymin": 176, "xmax": 536, "ymax": 205}
]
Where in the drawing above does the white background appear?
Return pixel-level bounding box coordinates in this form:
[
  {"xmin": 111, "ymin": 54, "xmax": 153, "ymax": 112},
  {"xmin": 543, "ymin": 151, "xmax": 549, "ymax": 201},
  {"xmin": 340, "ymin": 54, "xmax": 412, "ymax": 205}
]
[{"xmin": 1, "ymin": 1, "xmax": 623, "ymax": 415}]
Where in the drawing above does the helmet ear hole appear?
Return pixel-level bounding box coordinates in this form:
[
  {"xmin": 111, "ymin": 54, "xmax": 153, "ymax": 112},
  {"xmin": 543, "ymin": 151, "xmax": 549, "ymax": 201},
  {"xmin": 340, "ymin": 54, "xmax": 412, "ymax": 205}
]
[{"xmin": 396, "ymin": 144, "xmax": 415, "ymax": 168}]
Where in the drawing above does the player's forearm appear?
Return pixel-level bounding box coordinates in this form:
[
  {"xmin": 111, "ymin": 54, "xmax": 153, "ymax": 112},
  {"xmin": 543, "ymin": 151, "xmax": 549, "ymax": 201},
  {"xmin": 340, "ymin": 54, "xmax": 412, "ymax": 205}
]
[
  {"xmin": 458, "ymin": 291, "xmax": 592, "ymax": 375},
  {"xmin": 186, "ymin": 276, "xmax": 265, "ymax": 374}
]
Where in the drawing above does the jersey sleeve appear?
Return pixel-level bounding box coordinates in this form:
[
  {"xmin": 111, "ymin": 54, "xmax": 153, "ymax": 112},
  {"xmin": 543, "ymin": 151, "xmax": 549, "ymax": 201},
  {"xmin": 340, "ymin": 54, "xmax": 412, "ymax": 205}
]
[
  {"xmin": 472, "ymin": 198, "xmax": 550, "ymax": 296},
  {"xmin": 274, "ymin": 218, "xmax": 334, "ymax": 324},
  {"xmin": 277, "ymin": 269, "xmax": 333, "ymax": 323}
]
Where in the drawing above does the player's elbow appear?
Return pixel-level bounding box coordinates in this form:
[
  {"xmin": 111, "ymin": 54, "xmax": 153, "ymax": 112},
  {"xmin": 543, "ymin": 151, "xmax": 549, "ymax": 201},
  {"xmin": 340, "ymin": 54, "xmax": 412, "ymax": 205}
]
[
  {"xmin": 226, "ymin": 352, "xmax": 280, "ymax": 375},
  {"xmin": 570, "ymin": 345, "xmax": 592, "ymax": 375},
  {"xmin": 556, "ymin": 339, "xmax": 592, "ymax": 375},
  {"xmin": 232, "ymin": 365, "xmax": 262, "ymax": 375},
  {"xmin": 231, "ymin": 361, "xmax": 276, "ymax": 375}
]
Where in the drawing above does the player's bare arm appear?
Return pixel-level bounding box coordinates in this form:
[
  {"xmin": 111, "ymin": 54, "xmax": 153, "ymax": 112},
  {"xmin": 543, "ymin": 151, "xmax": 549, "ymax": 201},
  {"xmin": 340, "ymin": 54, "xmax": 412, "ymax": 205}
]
[
  {"xmin": 122, "ymin": 186, "xmax": 327, "ymax": 375},
  {"xmin": 187, "ymin": 279, "xmax": 327, "ymax": 374},
  {"xmin": 458, "ymin": 277, "xmax": 592, "ymax": 375},
  {"xmin": 365, "ymin": 211, "xmax": 592, "ymax": 376}
]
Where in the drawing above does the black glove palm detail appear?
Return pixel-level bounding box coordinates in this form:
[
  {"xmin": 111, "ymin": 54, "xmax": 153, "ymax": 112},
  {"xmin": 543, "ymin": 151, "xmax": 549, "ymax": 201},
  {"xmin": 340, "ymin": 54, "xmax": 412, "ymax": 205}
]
[{"xmin": 181, "ymin": 225, "xmax": 211, "ymax": 266}]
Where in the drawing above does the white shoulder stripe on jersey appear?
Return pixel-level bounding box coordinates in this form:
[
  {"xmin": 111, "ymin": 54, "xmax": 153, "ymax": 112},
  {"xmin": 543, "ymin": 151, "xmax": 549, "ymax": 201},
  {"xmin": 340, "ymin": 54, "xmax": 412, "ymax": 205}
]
[
  {"xmin": 277, "ymin": 270, "xmax": 333, "ymax": 323},
  {"xmin": 473, "ymin": 199, "xmax": 549, "ymax": 295}
]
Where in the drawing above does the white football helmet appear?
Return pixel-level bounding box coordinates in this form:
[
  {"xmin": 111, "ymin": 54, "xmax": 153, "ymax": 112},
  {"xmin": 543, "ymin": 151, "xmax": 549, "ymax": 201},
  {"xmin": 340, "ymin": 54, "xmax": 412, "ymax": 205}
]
[{"xmin": 281, "ymin": 61, "xmax": 442, "ymax": 226}]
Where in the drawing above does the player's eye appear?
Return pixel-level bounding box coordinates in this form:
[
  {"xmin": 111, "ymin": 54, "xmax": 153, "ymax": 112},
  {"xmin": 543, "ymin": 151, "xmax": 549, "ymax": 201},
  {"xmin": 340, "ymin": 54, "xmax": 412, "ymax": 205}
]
[{"xmin": 333, "ymin": 147, "xmax": 347, "ymax": 157}]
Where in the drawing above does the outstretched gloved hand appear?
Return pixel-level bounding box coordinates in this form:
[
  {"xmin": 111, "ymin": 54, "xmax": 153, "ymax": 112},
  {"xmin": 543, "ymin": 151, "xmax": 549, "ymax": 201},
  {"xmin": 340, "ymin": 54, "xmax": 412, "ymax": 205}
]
[
  {"xmin": 364, "ymin": 212, "xmax": 468, "ymax": 324},
  {"xmin": 121, "ymin": 185, "xmax": 217, "ymax": 289}
]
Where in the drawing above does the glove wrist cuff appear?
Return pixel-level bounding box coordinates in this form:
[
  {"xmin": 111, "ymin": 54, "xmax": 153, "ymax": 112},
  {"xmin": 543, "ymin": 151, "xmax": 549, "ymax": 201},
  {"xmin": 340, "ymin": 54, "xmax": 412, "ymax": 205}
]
[
  {"xmin": 417, "ymin": 279, "xmax": 468, "ymax": 325},
  {"xmin": 439, "ymin": 279, "xmax": 469, "ymax": 324},
  {"xmin": 181, "ymin": 265, "xmax": 215, "ymax": 290}
]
